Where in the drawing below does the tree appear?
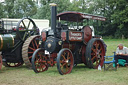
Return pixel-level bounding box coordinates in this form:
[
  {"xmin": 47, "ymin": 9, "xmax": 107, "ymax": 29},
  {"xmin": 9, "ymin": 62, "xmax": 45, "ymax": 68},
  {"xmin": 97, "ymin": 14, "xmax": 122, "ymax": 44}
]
[
  {"xmin": 110, "ymin": 0, "xmax": 128, "ymax": 38},
  {"xmin": 0, "ymin": 2, "xmax": 5, "ymax": 18},
  {"xmin": 33, "ymin": 0, "xmax": 71, "ymax": 20},
  {"xmin": 4, "ymin": 0, "xmax": 15, "ymax": 18},
  {"xmin": 79, "ymin": 0, "xmax": 128, "ymax": 38},
  {"xmin": 4, "ymin": 0, "xmax": 37, "ymax": 18},
  {"xmin": 97, "ymin": 0, "xmax": 128, "ymax": 38}
]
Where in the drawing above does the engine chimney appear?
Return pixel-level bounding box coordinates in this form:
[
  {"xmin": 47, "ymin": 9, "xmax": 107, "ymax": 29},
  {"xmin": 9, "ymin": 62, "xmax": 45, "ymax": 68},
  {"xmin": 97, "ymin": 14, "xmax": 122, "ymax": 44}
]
[{"xmin": 50, "ymin": 3, "xmax": 57, "ymax": 36}]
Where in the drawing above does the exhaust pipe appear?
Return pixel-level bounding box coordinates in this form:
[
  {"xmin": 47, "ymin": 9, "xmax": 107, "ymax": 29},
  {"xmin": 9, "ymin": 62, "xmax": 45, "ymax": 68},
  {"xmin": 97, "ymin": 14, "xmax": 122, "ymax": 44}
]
[{"xmin": 50, "ymin": 3, "xmax": 57, "ymax": 37}]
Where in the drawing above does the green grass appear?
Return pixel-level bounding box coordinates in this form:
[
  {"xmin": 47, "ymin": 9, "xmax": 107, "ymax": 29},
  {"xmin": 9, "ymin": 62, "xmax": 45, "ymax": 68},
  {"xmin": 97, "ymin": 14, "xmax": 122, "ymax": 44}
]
[
  {"xmin": 104, "ymin": 39, "xmax": 128, "ymax": 56},
  {"xmin": 0, "ymin": 39, "xmax": 128, "ymax": 85}
]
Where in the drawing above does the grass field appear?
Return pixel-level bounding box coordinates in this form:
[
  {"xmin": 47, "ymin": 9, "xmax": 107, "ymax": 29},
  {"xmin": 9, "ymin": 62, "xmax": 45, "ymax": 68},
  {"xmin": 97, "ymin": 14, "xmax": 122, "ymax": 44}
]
[{"xmin": 0, "ymin": 39, "xmax": 128, "ymax": 85}]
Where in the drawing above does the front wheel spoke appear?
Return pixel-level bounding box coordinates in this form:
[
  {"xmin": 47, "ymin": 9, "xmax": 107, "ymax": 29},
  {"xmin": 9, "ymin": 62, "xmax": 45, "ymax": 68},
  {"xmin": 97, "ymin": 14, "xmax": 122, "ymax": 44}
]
[
  {"xmin": 39, "ymin": 63, "xmax": 42, "ymax": 70},
  {"xmin": 61, "ymin": 62, "xmax": 67, "ymax": 68},
  {"xmin": 67, "ymin": 56, "xmax": 71, "ymax": 60},
  {"xmin": 67, "ymin": 52, "xmax": 69, "ymax": 59},
  {"xmin": 67, "ymin": 54, "xmax": 71, "ymax": 60},
  {"xmin": 38, "ymin": 53, "xmax": 43, "ymax": 60},
  {"xmin": 60, "ymin": 60, "xmax": 64, "ymax": 63},
  {"xmin": 62, "ymin": 54, "xmax": 66, "ymax": 61},
  {"xmin": 66, "ymin": 64, "xmax": 69, "ymax": 72}
]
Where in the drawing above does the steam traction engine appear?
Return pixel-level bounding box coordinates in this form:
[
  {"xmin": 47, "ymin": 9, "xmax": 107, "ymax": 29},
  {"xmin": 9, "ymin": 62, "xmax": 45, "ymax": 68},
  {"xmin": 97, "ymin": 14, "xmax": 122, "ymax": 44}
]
[
  {"xmin": 31, "ymin": 4, "xmax": 106, "ymax": 75},
  {"xmin": 0, "ymin": 18, "xmax": 40, "ymax": 70}
]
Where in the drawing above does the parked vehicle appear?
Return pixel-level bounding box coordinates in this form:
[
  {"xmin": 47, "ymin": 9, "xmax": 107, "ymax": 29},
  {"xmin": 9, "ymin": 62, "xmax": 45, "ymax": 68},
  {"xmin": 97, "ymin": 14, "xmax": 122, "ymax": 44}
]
[
  {"xmin": 0, "ymin": 18, "xmax": 40, "ymax": 69},
  {"xmin": 31, "ymin": 3, "xmax": 106, "ymax": 75}
]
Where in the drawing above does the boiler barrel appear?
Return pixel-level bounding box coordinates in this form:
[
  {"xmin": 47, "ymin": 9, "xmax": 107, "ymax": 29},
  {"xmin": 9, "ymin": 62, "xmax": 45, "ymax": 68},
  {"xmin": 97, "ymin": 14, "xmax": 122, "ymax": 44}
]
[{"xmin": 0, "ymin": 34, "xmax": 15, "ymax": 51}]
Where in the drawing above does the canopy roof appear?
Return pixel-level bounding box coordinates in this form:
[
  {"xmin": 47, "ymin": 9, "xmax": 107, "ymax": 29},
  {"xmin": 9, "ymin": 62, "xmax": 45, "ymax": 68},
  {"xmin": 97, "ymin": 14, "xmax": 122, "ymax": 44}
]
[{"xmin": 57, "ymin": 11, "xmax": 106, "ymax": 22}]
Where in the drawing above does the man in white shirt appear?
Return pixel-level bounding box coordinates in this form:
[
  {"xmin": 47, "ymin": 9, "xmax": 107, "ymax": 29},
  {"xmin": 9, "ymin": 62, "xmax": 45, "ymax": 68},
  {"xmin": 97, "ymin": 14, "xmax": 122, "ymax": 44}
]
[{"xmin": 115, "ymin": 44, "xmax": 128, "ymax": 67}]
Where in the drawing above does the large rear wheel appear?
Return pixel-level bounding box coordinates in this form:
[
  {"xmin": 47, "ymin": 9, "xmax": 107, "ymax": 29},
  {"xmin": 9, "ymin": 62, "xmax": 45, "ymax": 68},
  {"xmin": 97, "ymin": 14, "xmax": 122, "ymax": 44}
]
[
  {"xmin": 57, "ymin": 48, "xmax": 74, "ymax": 75},
  {"xmin": 86, "ymin": 38, "xmax": 105, "ymax": 69},
  {"xmin": 22, "ymin": 35, "xmax": 40, "ymax": 68},
  {"xmin": 31, "ymin": 48, "xmax": 48, "ymax": 73}
]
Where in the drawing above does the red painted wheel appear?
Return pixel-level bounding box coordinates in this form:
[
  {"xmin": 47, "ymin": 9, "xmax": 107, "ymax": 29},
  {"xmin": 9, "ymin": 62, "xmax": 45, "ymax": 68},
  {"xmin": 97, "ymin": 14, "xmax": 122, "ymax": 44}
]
[
  {"xmin": 22, "ymin": 35, "xmax": 40, "ymax": 68},
  {"xmin": 86, "ymin": 38, "xmax": 105, "ymax": 69},
  {"xmin": 57, "ymin": 48, "xmax": 74, "ymax": 75},
  {"xmin": 3, "ymin": 62, "xmax": 23, "ymax": 67},
  {"xmin": 0, "ymin": 55, "xmax": 2, "ymax": 70},
  {"xmin": 31, "ymin": 48, "xmax": 48, "ymax": 73}
]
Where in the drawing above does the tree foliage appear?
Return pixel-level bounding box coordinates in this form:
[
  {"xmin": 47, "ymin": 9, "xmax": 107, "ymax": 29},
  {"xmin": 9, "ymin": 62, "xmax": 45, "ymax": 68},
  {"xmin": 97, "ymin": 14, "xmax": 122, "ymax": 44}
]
[
  {"xmin": 33, "ymin": 0, "xmax": 71, "ymax": 20},
  {"xmin": 0, "ymin": 2, "xmax": 5, "ymax": 18},
  {"xmin": 3, "ymin": 0, "xmax": 37, "ymax": 18},
  {"xmin": 0, "ymin": 0, "xmax": 128, "ymax": 38},
  {"xmin": 110, "ymin": 0, "xmax": 128, "ymax": 38}
]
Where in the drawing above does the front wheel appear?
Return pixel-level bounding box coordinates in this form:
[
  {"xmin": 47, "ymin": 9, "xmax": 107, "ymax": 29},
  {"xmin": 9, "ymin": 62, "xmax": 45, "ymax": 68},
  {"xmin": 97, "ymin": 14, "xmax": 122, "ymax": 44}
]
[
  {"xmin": 31, "ymin": 48, "xmax": 48, "ymax": 73},
  {"xmin": 57, "ymin": 48, "xmax": 74, "ymax": 75}
]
